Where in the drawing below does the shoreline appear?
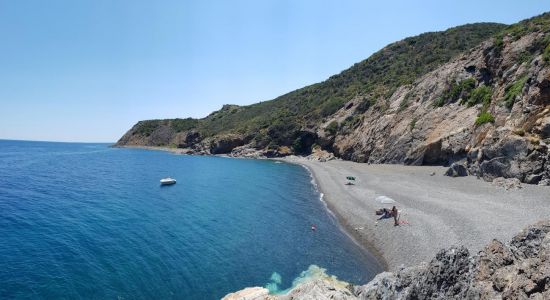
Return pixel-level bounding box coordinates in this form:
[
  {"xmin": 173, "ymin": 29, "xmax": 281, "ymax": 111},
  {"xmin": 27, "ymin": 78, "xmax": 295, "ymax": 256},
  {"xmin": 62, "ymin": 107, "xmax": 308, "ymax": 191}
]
[
  {"xmin": 116, "ymin": 145, "xmax": 388, "ymax": 273},
  {"xmin": 290, "ymin": 160, "xmax": 390, "ymax": 272},
  {"xmin": 283, "ymin": 157, "xmax": 550, "ymax": 271},
  {"xmin": 115, "ymin": 145, "xmax": 550, "ymax": 272}
]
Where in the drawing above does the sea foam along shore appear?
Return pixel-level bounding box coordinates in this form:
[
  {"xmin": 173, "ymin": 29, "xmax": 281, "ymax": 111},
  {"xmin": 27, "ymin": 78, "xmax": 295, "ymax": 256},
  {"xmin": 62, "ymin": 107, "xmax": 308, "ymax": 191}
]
[{"xmin": 282, "ymin": 156, "xmax": 550, "ymax": 271}]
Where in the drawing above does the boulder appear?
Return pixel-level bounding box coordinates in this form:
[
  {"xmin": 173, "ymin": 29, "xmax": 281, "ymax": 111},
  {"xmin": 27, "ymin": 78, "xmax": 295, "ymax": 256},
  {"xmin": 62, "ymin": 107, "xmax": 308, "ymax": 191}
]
[
  {"xmin": 525, "ymin": 173, "xmax": 543, "ymax": 184},
  {"xmin": 536, "ymin": 116, "xmax": 550, "ymax": 138},
  {"xmin": 444, "ymin": 163, "xmax": 468, "ymax": 177},
  {"xmin": 492, "ymin": 177, "xmax": 522, "ymax": 190}
]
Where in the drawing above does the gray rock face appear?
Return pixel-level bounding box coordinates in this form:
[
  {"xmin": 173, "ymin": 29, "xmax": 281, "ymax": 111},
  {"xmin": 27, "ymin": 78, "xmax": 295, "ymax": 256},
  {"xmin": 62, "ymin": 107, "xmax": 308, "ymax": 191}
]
[
  {"xmin": 209, "ymin": 134, "xmax": 246, "ymax": 154},
  {"xmin": 444, "ymin": 163, "xmax": 468, "ymax": 177},
  {"xmin": 328, "ymin": 31, "xmax": 550, "ymax": 184},
  {"xmin": 175, "ymin": 130, "xmax": 200, "ymax": 148}
]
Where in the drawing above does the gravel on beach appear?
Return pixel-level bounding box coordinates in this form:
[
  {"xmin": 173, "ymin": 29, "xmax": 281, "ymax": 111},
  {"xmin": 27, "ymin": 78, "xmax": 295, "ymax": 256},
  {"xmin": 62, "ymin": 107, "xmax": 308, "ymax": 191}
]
[{"xmin": 286, "ymin": 157, "xmax": 550, "ymax": 271}]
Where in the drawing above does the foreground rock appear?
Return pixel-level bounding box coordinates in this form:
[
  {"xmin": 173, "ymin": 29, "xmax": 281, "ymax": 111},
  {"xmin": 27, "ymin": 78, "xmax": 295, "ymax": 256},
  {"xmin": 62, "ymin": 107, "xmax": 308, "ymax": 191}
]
[
  {"xmin": 444, "ymin": 162, "xmax": 468, "ymax": 177},
  {"xmin": 225, "ymin": 220, "xmax": 550, "ymax": 299}
]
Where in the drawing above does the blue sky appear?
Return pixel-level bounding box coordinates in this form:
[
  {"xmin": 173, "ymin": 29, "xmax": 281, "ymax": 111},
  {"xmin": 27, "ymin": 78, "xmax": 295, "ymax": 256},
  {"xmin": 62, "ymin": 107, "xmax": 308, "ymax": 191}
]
[{"xmin": 0, "ymin": 1, "xmax": 549, "ymax": 142}]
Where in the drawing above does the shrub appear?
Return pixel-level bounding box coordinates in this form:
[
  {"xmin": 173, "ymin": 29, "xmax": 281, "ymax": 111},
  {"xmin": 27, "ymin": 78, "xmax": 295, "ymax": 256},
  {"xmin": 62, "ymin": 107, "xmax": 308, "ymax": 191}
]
[
  {"xmin": 410, "ymin": 117, "xmax": 418, "ymax": 131},
  {"xmin": 543, "ymin": 43, "xmax": 550, "ymax": 63},
  {"xmin": 433, "ymin": 96, "xmax": 445, "ymax": 108},
  {"xmin": 171, "ymin": 118, "xmax": 198, "ymax": 132},
  {"xmin": 320, "ymin": 97, "xmax": 346, "ymax": 117},
  {"xmin": 504, "ymin": 76, "xmax": 528, "ymax": 109},
  {"xmin": 342, "ymin": 115, "xmax": 362, "ymax": 129},
  {"xmin": 437, "ymin": 78, "xmax": 476, "ymax": 107},
  {"xmin": 517, "ymin": 51, "xmax": 533, "ymax": 65},
  {"xmin": 467, "ymin": 85, "xmax": 492, "ymax": 109},
  {"xmin": 356, "ymin": 98, "xmax": 374, "ymax": 113},
  {"xmin": 475, "ymin": 111, "xmax": 495, "ymax": 126},
  {"xmin": 136, "ymin": 120, "xmax": 161, "ymax": 136},
  {"xmin": 325, "ymin": 121, "xmax": 339, "ymax": 136},
  {"xmin": 494, "ymin": 35, "xmax": 504, "ymax": 54}
]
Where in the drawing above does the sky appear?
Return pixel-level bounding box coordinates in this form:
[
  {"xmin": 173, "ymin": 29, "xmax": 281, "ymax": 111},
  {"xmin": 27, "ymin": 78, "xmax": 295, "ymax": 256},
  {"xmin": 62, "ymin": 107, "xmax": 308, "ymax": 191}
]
[{"xmin": 0, "ymin": 1, "xmax": 549, "ymax": 142}]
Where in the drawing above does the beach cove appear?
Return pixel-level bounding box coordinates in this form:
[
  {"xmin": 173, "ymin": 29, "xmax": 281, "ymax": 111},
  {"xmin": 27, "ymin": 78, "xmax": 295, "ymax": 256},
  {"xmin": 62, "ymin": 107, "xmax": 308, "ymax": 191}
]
[
  {"xmin": 283, "ymin": 156, "xmax": 550, "ymax": 271},
  {"xmin": 118, "ymin": 146, "xmax": 550, "ymax": 273},
  {"xmin": 0, "ymin": 141, "xmax": 384, "ymax": 299}
]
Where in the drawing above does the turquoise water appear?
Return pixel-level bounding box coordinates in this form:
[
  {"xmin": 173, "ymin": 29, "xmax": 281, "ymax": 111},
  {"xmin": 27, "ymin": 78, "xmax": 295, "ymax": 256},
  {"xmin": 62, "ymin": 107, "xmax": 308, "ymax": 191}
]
[{"xmin": 0, "ymin": 140, "xmax": 382, "ymax": 299}]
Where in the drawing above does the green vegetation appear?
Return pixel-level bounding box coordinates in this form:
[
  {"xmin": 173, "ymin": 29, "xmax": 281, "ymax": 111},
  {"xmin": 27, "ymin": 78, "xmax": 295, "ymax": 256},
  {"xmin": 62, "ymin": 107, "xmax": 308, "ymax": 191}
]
[
  {"xmin": 325, "ymin": 121, "xmax": 339, "ymax": 136},
  {"xmin": 544, "ymin": 43, "xmax": 550, "ymax": 63},
  {"xmin": 356, "ymin": 97, "xmax": 374, "ymax": 113},
  {"xmin": 135, "ymin": 120, "xmax": 163, "ymax": 136},
  {"xmin": 435, "ymin": 78, "xmax": 476, "ymax": 107},
  {"xmin": 504, "ymin": 76, "xmax": 529, "ymax": 109},
  {"xmin": 340, "ymin": 115, "xmax": 362, "ymax": 133},
  {"xmin": 126, "ymin": 22, "xmax": 510, "ymax": 147},
  {"xmin": 494, "ymin": 35, "xmax": 504, "ymax": 53},
  {"xmin": 410, "ymin": 117, "xmax": 418, "ymax": 131},
  {"xmin": 320, "ymin": 97, "xmax": 346, "ymax": 117},
  {"xmin": 466, "ymin": 85, "xmax": 492, "ymax": 109},
  {"xmin": 517, "ymin": 51, "xmax": 534, "ymax": 65},
  {"xmin": 171, "ymin": 118, "xmax": 199, "ymax": 132},
  {"xmin": 501, "ymin": 12, "xmax": 550, "ymax": 39},
  {"xmin": 475, "ymin": 111, "xmax": 495, "ymax": 126},
  {"xmin": 122, "ymin": 13, "xmax": 550, "ymax": 150},
  {"xmin": 398, "ymin": 92, "xmax": 416, "ymax": 112},
  {"xmin": 128, "ymin": 23, "xmax": 504, "ymax": 146}
]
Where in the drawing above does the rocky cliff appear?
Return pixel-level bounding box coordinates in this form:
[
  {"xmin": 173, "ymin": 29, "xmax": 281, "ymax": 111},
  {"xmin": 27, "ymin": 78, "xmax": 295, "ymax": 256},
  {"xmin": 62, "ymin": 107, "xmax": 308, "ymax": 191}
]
[
  {"xmin": 223, "ymin": 220, "xmax": 550, "ymax": 300},
  {"xmin": 116, "ymin": 13, "xmax": 550, "ymax": 184}
]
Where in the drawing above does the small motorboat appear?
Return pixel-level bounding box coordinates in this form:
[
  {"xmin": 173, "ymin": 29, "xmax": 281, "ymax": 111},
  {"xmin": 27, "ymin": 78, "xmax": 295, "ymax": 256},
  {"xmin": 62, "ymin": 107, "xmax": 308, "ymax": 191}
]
[{"xmin": 160, "ymin": 177, "xmax": 176, "ymax": 186}]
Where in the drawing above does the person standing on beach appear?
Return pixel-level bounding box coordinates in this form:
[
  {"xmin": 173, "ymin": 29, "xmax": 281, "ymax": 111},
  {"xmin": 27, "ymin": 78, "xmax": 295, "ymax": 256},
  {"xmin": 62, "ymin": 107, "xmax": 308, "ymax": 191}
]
[{"xmin": 391, "ymin": 206, "xmax": 399, "ymax": 226}]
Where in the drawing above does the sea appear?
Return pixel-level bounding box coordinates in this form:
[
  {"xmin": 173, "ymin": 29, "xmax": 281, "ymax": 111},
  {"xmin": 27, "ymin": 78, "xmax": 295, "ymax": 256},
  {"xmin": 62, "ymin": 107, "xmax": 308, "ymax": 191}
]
[{"xmin": 0, "ymin": 140, "xmax": 382, "ymax": 299}]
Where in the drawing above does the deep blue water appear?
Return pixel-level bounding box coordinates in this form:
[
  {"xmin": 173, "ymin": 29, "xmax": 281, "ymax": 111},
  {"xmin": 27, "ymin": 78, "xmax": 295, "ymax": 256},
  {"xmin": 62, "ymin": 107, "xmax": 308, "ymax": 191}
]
[{"xmin": 0, "ymin": 140, "xmax": 382, "ymax": 299}]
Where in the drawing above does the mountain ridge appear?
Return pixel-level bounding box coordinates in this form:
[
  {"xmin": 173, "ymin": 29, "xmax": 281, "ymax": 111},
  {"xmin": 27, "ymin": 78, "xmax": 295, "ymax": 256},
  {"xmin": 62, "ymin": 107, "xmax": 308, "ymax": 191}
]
[{"xmin": 117, "ymin": 12, "xmax": 550, "ymax": 184}]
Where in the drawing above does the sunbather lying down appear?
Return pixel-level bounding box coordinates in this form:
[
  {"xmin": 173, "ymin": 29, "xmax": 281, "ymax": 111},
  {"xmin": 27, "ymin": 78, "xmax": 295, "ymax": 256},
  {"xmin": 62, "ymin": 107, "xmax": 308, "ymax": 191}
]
[{"xmin": 375, "ymin": 206, "xmax": 400, "ymax": 226}]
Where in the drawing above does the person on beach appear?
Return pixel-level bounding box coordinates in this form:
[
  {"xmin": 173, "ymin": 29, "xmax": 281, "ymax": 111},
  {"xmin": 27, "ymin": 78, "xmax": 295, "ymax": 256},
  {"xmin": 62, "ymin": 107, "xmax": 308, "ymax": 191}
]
[
  {"xmin": 391, "ymin": 206, "xmax": 399, "ymax": 226},
  {"xmin": 377, "ymin": 208, "xmax": 391, "ymax": 220}
]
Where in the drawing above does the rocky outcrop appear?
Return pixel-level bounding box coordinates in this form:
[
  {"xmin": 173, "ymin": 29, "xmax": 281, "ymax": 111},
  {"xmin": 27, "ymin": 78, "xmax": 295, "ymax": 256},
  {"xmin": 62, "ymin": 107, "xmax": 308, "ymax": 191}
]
[
  {"xmin": 444, "ymin": 162, "xmax": 469, "ymax": 177},
  {"xmin": 225, "ymin": 220, "xmax": 550, "ymax": 299},
  {"xmin": 328, "ymin": 29, "xmax": 550, "ymax": 184},
  {"xmin": 208, "ymin": 134, "xmax": 246, "ymax": 154}
]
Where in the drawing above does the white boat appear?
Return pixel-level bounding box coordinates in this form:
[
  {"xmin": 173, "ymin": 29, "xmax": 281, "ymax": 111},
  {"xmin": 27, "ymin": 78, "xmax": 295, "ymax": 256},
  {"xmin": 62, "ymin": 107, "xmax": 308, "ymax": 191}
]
[{"xmin": 160, "ymin": 177, "xmax": 176, "ymax": 185}]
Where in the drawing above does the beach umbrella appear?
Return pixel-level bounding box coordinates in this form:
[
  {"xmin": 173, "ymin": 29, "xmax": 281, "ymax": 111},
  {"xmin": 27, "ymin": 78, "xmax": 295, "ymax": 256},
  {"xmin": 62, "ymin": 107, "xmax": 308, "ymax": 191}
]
[
  {"xmin": 375, "ymin": 195, "xmax": 396, "ymax": 204},
  {"xmin": 345, "ymin": 176, "xmax": 356, "ymax": 185}
]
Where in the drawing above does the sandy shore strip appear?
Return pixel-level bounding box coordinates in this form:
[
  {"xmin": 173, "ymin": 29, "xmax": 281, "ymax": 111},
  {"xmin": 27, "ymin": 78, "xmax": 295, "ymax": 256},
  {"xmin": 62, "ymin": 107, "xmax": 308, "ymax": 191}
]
[{"xmin": 283, "ymin": 157, "xmax": 550, "ymax": 272}]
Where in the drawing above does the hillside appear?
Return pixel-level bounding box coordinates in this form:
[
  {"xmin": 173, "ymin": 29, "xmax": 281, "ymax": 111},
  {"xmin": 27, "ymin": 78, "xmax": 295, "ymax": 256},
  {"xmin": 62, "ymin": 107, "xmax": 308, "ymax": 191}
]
[{"xmin": 117, "ymin": 12, "xmax": 550, "ymax": 184}]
